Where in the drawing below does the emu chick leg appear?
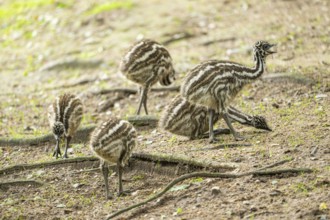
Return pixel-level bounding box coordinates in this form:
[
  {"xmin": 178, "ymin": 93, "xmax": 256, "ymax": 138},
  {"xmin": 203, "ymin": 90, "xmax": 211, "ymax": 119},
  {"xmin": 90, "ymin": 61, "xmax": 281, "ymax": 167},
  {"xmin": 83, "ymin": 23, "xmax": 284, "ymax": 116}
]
[
  {"xmin": 143, "ymin": 90, "xmax": 148, "ymax": 115},
  {"xmin": 53, "ymin": 138, "xmax": 62, "ymax": 159},
  {"xmin": 223, "ymin": 112, "xmax": 245, "ymax": 141},
  {"xmin": 118, "ymin": 163, "xmax": 123, "ymax": 195},
  {"xmin": 63, "ymin": 136, "xmax": 71, "ymax": 159},
  {"xmin": 208, "ymin": 109, "xmax": 218, "ymax": 143},
  {"xmin": 136, "ymin": 86, "xmax": 149, "ymax": 115},
  {"xmin": 101, "ymin": 161, "xmax": 112, "ymax": 199}
]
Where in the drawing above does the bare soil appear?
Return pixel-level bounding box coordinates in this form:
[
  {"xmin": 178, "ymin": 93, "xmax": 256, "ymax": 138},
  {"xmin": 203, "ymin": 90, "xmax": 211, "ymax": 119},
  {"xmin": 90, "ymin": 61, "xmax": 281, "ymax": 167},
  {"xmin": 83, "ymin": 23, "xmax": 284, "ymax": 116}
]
[{"xmin": 0, "ymin": 0, "xmax": 329, "ymax": 219}]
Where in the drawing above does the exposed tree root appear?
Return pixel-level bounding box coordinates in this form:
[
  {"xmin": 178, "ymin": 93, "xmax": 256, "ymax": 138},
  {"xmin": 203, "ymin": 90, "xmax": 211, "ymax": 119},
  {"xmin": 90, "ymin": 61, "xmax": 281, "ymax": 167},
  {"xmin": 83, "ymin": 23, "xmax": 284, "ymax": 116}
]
[
  {"xmin": 188, "ymin": 143, "xmax": 252, "ymax": 151},
  {"xmin": 0, "ymin": 157, "xmax": 99, "ymax": 176},
  {"xmin": 45, "ymin": 76, "xmax": 110, "ymax": 91},
  {"xmin": 0, "ymin": 133, "xmax": 54, "ymax": 147},
  {"xmin": 0, "ymin": 116, "xmax": 160, "ymax": 147},
  {"xmin": 256, "ymin": 158, "xmax": 292, "ymax": 171},
  {"xmin": 0, "ymin": 179, "xmax": 44, "ymax": 189},
  {"xmin": 126, "ymin": 115, "xmax": 159, "ymax": 127},
  {"xmin": 131, "ymin": 152, "xmax": 237, "ymax": 173},
  {"xmin": 70, "ymin": 168, "xmax": 101, "ymax": 175},
  {"xmin": 0, "ymin": 153, "xmax": 237, "ymax": 177},
  {"xmin": 91, "ymin": 86, "xmax": 180, "ymax": 96},
  {"xmin": 39, "ymin": 58, "xmax": 103, "ymax": 72},
  {"xmin": 310, "ymin": 146, "xmax": 319, "ymax": 156},
  {"xmin": 106, "ymin": 165, "xmax": 313, "ymax": 219},
  {"xmin": 262, "ymin": 73, "xmax": 315, "ymax": 85}
]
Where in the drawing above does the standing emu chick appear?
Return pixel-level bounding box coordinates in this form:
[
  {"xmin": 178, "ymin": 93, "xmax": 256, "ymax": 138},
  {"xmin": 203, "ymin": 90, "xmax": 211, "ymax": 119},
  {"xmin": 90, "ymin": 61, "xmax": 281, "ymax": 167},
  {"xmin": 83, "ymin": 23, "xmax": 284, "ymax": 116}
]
[
  {"xmin": 120, "ymin": 39, "xmax": 175, "ymax": 115},
  {"xmin": 90, "ymin": 116, "xmax": 136, "ymax": 199},
  {"xmin": 160, "ymin": 95, "xmax": 271, "ymax": 140},
  {"xmin": 181, "ymin": 41, "xmax": 276, "ymax": 143},
  {"xmin": 48, "ymin": 93, "xmax": 83, "ymax": 158}
]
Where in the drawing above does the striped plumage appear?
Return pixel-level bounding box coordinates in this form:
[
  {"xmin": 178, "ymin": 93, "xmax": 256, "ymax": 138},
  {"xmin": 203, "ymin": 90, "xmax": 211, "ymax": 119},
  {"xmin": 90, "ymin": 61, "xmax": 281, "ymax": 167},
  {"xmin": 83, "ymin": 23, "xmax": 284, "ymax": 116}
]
[
  {"xmin": 227, "ymin": 106, "xmax": 271, "ymax": 131},
  {"xmin": 181, "ymin": 41, "xmax": 276, "ymax": 142},
  {"xmin": 90, "ymin": 116, "xmax": 136, "ymax": 199},
  {"xmin": 120, "ymin": 39, "xmax": 175, "ymax": 115},
  {"xmin": 48, "ymin": 93, "xmax": 83, "ymax": 158},
  {"xmin": 159, "ymin": 95, "xmax": 271, "ymax": 139}
]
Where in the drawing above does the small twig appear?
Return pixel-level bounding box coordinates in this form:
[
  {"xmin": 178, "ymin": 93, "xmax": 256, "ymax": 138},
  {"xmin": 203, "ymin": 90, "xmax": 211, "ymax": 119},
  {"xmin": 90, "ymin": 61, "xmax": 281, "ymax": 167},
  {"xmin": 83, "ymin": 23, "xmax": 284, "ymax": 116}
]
[
  {"xmin": 162, "ymin": 32, "xmax": 195, "ymax": 46},
  {"xmin": 282, "ymin": 53, "xmax": 295, "ymax": 61},
  {"xmin": 244, "ymin": 211, "xmax": 280, "ymax": 219},
  {"xmin": 106, "ymin": 167, "xmax": 312, "ymax": 219},
  {"xmin": 310, "ymin": 146, "xmax": 319, "ymax": 156},
  {"xmin": 151, "ymin": 86, "xmax": 180, "ymax": 92},
  {"xmin": 0, "ymin": 179, "xmax": 44, "ymax": 188},
  {"xmin": 321, "ymin": 60, "xmax": 330, "ymax": 66},
  {"xmin": 70, "ymin": 168, "xmax": 101, "ymax": 174},
  {"xmin": 92, "ymin": 88, "xmax": 137, "ymax": 96},
  {"xmin": 201, "ymin": 37, "xmax": 236, "ymax": 46},
  {"xmin": 39, "ymin": 58, "xmax": 103, "ymax": 72},
  {"xmin": 251, "ymin": 168, "xmax": 311, "ymax": 176},
  {"xmin": 256, "ymin": 158, "xmax": 292, "ymax": 171},
  {"xmin": 189, "ymin": 143, "xmax": 252, "ymax": 152}
]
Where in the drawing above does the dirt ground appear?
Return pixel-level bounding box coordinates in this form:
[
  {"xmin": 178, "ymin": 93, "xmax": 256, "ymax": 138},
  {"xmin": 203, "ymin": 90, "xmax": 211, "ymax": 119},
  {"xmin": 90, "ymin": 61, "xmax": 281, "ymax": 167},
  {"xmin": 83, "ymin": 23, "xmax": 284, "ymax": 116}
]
[{"xmin": 0, "ymin": 0, "xmax": 329, "ymax": 219}]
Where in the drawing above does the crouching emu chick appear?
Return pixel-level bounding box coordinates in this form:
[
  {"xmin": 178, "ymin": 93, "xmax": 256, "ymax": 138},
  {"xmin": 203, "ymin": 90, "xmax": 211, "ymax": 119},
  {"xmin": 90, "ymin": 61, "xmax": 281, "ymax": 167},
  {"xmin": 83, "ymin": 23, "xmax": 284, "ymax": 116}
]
[
  {"xmin": 160, "ymin": 95, "xmax": 271, "ymax": 140},
  {"xmin": 48, "ymin": 93, "xmax": 83, "ymax": 159},
  {"xmin": 90, "ymin": 116, "xmax": 136, "ymax": 199}
]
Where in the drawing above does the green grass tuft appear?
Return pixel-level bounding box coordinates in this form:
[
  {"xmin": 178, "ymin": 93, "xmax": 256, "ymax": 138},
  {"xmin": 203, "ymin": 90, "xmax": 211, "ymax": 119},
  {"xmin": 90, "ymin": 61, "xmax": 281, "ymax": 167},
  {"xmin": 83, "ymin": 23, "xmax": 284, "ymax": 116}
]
[
  {"xmin": 0, "ymin": 0, "xmax": 55, "ymax": 20},
  {"xmin": 86, "ymin": 1, "xmax": 134, "ymax": 15}
]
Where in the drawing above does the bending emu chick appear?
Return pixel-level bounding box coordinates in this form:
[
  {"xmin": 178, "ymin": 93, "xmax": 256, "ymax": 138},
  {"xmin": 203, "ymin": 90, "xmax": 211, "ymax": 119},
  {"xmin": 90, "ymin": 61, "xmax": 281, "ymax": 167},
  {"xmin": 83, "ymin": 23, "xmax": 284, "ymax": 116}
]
[
  {"xmin": 90, "ymin": 116, "xmax": 136, "ymax": 199},
  {"xmin": 48, "ymin": 93, "xmax": 83, "ymax": 159},
  {"xmin": 160, "ymin": 95, "xmax": 271, "ymax": 140},
  {"xmin": 181, "ymin": 41, "xmax": 276, "ymax": 143},
  {"xmin": 120, "ymin": 39, "xmax": 176, "ymax": 115}
]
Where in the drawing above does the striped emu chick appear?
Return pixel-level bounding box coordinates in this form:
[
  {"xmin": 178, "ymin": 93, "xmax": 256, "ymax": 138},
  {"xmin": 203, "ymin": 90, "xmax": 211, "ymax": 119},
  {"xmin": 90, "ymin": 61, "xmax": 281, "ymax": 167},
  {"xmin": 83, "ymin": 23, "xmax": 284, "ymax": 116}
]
[
  {"xmin": 120, "ymin": 39, "xmax": 175, "ymax": 115},
  {"xmin": 90, "ymin": 117, "xmax": 136, "ymax": 199},
  {"xmin": 48, "ymin": 93, "xmax": 83, "ymax": 158},
  {"xmin": 181, "ymin": 41, "xmax": 276, "ymax": 143},
  {"xmin": 160, "ymin": 95, "xmax": 271, "ymax": 139}
]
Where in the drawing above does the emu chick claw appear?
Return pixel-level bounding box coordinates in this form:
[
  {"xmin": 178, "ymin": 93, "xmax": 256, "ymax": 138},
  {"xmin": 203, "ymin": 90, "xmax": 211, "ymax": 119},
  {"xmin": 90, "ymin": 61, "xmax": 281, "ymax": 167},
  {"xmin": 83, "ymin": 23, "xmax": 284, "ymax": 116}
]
[
  {"xmin": 117, "ymin": 190, "xmax": 132, "ymax": 197},
  {"xmin": 234, "ymin": 134, "xmax": 245, "ymax": 141},
  {"xmin": 53, "ymin": 149, "xmax": 62, "ymax": 159},
  {"xmin": 106, "ymin": 194, "xmax": 114, "ymax": 200},
  {"xmin": 209, "ymin": 137, "xmax": 220, "ymax": 144}
]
